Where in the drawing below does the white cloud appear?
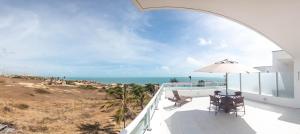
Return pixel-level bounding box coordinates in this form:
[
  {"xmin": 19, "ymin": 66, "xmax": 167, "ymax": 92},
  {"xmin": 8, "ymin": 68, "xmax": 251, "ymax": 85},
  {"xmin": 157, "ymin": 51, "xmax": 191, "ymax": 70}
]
[
  {"xmin": 217, "ymin": 40, "xmax": 229, "ymax": 49},
  {"xmin": 186, "ymin": 57, "xmax": 202, "ymax": 66},
  {"xmin": 198, "ymin": 37, "xmax": 212, "ymax": 46},
  {"xmin": 0, "ymin": 4, "xmax": 167, "ymax": 76},
  {"xmin": 0, "ymin": 3, "xmax": 284, "ymax": 77},
  {"xmin": 182, "ymin": 12, "xmax": 282, "ymax": 67},
  {"xmin": 161, "ymin": 66, "xmax": 170, "ymax": 72}
]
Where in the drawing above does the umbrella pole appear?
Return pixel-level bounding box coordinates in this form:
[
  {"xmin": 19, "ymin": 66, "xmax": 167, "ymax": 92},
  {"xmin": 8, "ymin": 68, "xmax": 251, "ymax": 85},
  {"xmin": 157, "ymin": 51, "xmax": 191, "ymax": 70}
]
[{"xmin": 226, "ymin": 73, "xmax": 228, "ymax": 95}]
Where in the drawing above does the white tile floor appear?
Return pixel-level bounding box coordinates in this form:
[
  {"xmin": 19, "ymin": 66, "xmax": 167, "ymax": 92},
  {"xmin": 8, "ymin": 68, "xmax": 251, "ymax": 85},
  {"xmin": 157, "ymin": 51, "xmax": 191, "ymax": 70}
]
[{"xmin": 145, "ymin": 94, "xmax": 300, "ymax": 134}]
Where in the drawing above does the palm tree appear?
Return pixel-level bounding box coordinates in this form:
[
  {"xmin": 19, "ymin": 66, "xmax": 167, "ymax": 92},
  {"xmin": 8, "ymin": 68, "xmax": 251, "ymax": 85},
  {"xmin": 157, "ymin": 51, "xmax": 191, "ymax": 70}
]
[
  {"xmin": 131, "ymin": 84, "xmax": 150, "ymax": 110},
  {"xmin": 169, "ymin": 78, "xmax": 178, "ymax": 83},
  {"xmin": 77, "ymin": 122, "xmax": 115, "ymax": 134},
  {"xmin": 113, "ymin": 105, "xmax": 135, "ymax": 128},
  {"xmin": 145, "ymin": 83, "xmax": 156, "ymax": 96},
  {"xmin": 105, "ymin": 86, "xmax": 123, "ymax": 99},
  {"xmin": 103, "ymin": 85, "xmax": 135, "ymax": 128},
  {"xmin": 101, "ymin": 99, "xmax": 135, "ymax": 128}
]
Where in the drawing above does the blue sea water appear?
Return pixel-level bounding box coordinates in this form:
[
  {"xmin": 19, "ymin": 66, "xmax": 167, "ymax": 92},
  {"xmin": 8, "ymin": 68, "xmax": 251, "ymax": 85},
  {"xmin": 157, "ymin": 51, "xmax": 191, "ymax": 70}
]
[{"xmin": 66, "ymin": 77, "xmax": 225, "ymax": 85}]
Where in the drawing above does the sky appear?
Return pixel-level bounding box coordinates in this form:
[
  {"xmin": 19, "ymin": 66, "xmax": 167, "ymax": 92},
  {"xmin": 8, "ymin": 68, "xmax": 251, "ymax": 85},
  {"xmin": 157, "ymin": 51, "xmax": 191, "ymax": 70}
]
[{"xmin": 0, "ymin": 0, "xmax": 281, "ymax": 77}]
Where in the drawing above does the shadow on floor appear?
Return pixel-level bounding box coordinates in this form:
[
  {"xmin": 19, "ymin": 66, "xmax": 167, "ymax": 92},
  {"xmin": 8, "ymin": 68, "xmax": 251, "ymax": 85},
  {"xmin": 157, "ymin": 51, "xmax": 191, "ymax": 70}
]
[
  {"xmin": 246, "ymin": 100, "xmax": 300, "ymax": 125},
  {"xmin": 165, "ymin": 110, "xmax": 256, "ymax": 134},
  {"xmin": 163, "ymin": 101, "xmax": 191, "ymax": 111},
  {"xmin": 163, "ymin": 105, "xmax": 178, "ymax": 111}
]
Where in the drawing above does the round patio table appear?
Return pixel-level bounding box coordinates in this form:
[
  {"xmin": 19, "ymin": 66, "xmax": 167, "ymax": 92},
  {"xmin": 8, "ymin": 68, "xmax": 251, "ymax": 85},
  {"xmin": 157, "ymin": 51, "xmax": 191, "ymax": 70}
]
[
  {"xmin": 219, "ymin": 93, "xmax": 236, "ymax": 113},
  {"xmin": 219, "ymin": 91, "xmax": 236, "ymax": 97}
]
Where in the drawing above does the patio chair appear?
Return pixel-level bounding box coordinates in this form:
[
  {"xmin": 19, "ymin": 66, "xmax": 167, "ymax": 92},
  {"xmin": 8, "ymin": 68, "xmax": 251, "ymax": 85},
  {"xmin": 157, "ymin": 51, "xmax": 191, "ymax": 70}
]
[
  {"xmin": 168, "ymin": 90, "xmax": 192, "ymax": 106},
  {"xmin": 209, "ymin": 95, "xmax": 220, "ymax": 115},
  {"xmin": 234, "ymin": 91, "xmax": 242, "ymax": 96},
  {"xmin": 233, "ymin": 96, "xmax": 245, "ymax": 117},
  {"xmin": 214, "ymin": 90, "xmax": 221, "ymax": 96},
  {"xmin": 219, "ymin": 96, "xmax": 234, "ymax": 113}
]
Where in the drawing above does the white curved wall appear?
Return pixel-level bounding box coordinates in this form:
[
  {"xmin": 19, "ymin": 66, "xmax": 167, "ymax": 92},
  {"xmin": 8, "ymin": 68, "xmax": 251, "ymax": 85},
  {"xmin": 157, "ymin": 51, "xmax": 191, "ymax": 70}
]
[
  {"xmin": 133, "ymin": 0, "xmax": 300, "ymax": 59},
  {"xmin": 133, "ymin": 0, "xmax": 300, "ymax": 108}
]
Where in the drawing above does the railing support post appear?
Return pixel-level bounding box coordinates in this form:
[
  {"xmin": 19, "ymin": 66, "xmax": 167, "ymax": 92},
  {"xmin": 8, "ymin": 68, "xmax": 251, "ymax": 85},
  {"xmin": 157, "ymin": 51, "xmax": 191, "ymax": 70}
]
[
  {"xmin": 258, "ymin": 72, "xmax": 261, "ymax": 95},
  {"xmin": 276, "ymin": 72, "xmax": 279, "ymax": 97},
  {"xmin": 239, "ymin": 73, "xmax": 242, "ymax": 92},
  {"xmin": 145, "ymin": 108, "xmax": 151, "ymax": 131}
]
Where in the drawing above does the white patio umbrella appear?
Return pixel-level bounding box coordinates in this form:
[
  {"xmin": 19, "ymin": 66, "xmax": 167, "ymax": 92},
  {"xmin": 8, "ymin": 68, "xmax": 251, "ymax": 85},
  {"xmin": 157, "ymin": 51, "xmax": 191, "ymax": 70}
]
[{"xmin": 194, "ymin": 59, "xmax": 259, "ymax": 95}]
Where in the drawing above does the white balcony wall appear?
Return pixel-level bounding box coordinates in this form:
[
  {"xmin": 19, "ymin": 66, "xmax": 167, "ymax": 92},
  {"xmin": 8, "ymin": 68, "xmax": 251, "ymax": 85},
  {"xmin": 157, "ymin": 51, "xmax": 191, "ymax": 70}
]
[
  {"xmin": 273, "ymin": 51, "xmax": 294, "ymax": 98},
  {"xmin": 294, "ymin": 59, "xmax": 300, "ymax": 108}
]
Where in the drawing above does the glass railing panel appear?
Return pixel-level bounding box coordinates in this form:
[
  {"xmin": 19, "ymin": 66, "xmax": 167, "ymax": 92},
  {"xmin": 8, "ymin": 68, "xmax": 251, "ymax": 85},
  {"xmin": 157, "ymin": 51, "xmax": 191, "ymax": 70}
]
[
  {"xmin": 228, "ymin": 73, "xmax": 240, "ymax": 91},
  {"xmin": 149, "ymin": 103, "xmax": 155, "ymax": 118},
  {"xmin": 164, "ymin": 82, "xmax": 225, "ymax": 90},
  {"xmin": 278, "ymin": 72, "xmax": 294, "ymax": 98},
  {"xmin": 241, "ymin": 73, "xmax": 259, "ymax": 94},
  {"xmin": 130, "ymin": 114, "xmax": 147, "ymax": 134},
  {"xmin": 260, "ymin": 73, "xmax": 277, "ymax": 96}
]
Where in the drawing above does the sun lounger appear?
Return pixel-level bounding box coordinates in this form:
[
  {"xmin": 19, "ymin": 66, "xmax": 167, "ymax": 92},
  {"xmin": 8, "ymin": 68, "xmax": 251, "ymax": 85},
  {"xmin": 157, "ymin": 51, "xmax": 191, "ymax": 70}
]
[{"xmin": 168, "ymin": 90, "xmax": 192, "ymax": 106}]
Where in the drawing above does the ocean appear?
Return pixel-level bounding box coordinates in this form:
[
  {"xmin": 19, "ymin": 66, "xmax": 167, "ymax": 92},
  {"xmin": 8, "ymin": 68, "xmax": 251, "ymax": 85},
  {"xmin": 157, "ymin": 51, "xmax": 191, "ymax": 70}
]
[{"xmin": 66, "ymin": 77, "xmax": 225, "ymax": 85}]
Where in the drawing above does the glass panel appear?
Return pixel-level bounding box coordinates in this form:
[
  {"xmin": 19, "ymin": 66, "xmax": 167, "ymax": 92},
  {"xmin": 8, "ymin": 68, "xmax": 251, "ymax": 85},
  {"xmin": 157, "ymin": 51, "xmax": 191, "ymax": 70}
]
[
  {"xmin": 150, "ymin": 103, "xmax": 155, "ymax": 118},
  {"xmin": 241, "ymin": 73, "xmax": 259, "ymax": 94},
  {"xmin": 278, "ymin": 72, "xmax": 294, "ymax": 98},
  {"xmin": 131, "ymin": 115, "xmax": 147, "ymax": 134},
  {"xmin": 260, "ymin": 73, "xmax": 277, "ymax": 96},
  {"xmin": 228, "ymin": 73, "xmax": 240, "ymax": 91}
]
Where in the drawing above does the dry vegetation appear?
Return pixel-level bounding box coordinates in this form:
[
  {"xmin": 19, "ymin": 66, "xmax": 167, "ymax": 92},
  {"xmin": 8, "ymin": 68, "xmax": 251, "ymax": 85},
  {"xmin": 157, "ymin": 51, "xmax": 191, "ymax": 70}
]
[{"xmin": 0, "ymin": 76, "xmax": 129, "ymax": 134}]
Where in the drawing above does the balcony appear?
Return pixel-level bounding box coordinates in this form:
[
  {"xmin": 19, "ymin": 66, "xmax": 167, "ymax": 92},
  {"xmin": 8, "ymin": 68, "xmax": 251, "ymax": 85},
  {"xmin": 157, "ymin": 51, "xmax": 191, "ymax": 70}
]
[
  {"xmin": 145, "ymin": 97, "xmax": 300, "ymax": 134},
  {"xmin": 121, "ymin": 73, "xmax": 298, "ymax": 134}
]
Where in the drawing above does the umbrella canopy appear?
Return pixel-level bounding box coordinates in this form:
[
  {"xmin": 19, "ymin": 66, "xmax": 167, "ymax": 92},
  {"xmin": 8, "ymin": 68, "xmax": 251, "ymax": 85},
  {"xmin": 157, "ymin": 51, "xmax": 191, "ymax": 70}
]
[
  {"xmin": 194, "ymin": 59, "xmax": 259, "ymax": 73},
  {"xmin": 194, "ymin": 59, "xmax": 259, "ymax": 95}
]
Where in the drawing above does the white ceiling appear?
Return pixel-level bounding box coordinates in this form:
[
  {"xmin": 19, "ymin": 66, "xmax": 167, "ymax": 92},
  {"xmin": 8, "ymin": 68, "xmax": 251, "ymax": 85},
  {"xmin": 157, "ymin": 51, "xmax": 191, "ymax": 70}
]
[{"xmin": 133, "ymin": 0, "xmax": 300, "ymax": 59}]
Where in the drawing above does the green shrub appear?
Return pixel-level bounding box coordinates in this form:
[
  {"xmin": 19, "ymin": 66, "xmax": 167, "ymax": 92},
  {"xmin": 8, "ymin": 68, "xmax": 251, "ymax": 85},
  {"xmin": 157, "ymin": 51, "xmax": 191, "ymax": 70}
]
[
  {"xmin": 105, "ymin": 86, "xmax": 123, "ymax": 99},
  {"xmin": 66, "ymin": 80, "xmax": 75, "ymax": 85},
  {"xmin": 0, "ymin": 80, "xmax": 5, "ymax": 84},
  {"xmin": 77, "ymin": 122, "xmax": 101, "ymax": 134},
  {"xmin": 34, "ymin": 89, "xmax": 51, "ymax": 94},
  {"xmin": 15, "ymin": 103, "xmax": 29, "ymax": 110},
  {"xmin": 12, "ymin": 75, "xmax": 22, "ymax": 78},
  {"xmin": 3, "ymin": 106, "xmax": 12, "ymax": 113},
  {"xmin": 29, "ymin": 125, "xmax": 48, "ymax": 132},
  {"xmin": 79, "ymin": 85, "xmax": 97, "ymax": 90}
]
